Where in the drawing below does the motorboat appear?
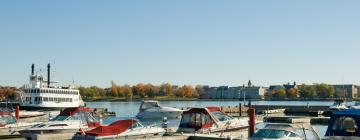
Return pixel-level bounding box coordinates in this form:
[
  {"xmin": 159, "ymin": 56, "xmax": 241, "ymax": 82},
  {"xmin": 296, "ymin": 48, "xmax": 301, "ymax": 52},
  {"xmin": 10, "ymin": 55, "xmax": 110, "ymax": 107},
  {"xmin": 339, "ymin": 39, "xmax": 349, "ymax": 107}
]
[
  {"xmin": 18, "ymin": 107, "xmax": 100, "ymax": 140},
  {"xmin": 350, "ymin": 101, "xmax": 360, "ymax": 109},
  {"xmin": 251, "ymin": 122, "xmax": 320, "ymax": 140},
  {"xmin": 12, "ymin": 110, "xmax": 46, "ymax": 119},
  {"xmin": 74, "ymin": 119, "xmax": 165, "ymax": 139},
  {"xmin": 0, "ymin": 108, "xmax": 40, "ymax": 135},
  {"xmin": 136, "ymin": 100, "xmax": 183, "ymax": 119},
  {"xmin": 329, "ymin": 99, "xmax": 348, "ymax": 110},
  {"xmin": 177, "ymin": 106, "xmax": 249, "ymax": 133},
  {"xmin": 324, "ymin": 109, "xmax": 360, "ymax": 139}
]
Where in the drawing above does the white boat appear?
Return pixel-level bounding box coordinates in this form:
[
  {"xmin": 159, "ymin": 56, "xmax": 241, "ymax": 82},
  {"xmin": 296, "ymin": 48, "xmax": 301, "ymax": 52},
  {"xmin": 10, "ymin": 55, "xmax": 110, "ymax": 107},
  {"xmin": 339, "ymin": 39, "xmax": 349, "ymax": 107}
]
[
  {"xmin": 250, "ymin": 122, "xmax": 320, "ymax": 140},
  {"xmin": 19, "ymin": 64, "xmax": 83, "ymax": 110},
  {"xmin": 12, "ymin": 110, "xmax": 46, "ymax": 119},
  {"xmin": 74, "ymin": 119, "xmax": 165, "ymax": 140},
  {"xmin": 136, "ymin": 100, "xmax": 183, "ymax": 119},
  {"xmin": 329, "ymin": 99, "xmax": 348, "ymax": 110},
  {"xmin": 18, "ymin": 107, "xmax": 100, "ymax": 140},
  {"xmin": 177, "ymin": 106, "xmax": 249, "ymax": 133},
  {"xmin": 0, "ymin": 108, "xmax": 41, "ymax": 135},
  {"xmin": 350, "ymin": 101, "xmax": 360, "ymax": 109}
]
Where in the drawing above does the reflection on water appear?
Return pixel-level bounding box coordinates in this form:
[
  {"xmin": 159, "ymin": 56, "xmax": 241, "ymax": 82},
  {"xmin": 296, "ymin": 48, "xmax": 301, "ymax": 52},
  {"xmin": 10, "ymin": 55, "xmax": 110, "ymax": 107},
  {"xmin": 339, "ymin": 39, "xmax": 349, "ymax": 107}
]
[{"xmin": 86, "ymin": 100, "xmax": 333, "ymax": 138}]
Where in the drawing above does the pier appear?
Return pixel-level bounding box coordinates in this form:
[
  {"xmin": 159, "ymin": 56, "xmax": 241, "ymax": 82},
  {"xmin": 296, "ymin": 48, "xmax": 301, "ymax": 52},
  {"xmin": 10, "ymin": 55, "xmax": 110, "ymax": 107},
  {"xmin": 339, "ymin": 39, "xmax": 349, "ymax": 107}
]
[{"xmin": 220, "ymin": 104, "xmax": 333, "ymax": 116}]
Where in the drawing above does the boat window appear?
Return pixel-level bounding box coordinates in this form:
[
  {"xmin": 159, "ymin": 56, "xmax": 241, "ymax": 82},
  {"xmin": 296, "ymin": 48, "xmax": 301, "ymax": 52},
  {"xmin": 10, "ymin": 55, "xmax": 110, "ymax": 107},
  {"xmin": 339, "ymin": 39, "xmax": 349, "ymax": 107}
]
[
  {"xmin": 31, "ymin": 123, "xmax": 46, "ymax": 128},
  {"xmin": 332, "ymin": 116, "xmax": 358, "ymax": 132},
  {"xmin": 51, "ymin": 115, "xmax": 69, "ymax": 121},
  {"xmin": 49, "ymin": 124, "xmax": 68, "ymax": 127},
  {"xmin": 129, "ymin": 122, "xmax": 141, "ymax": 129},
  {"xmin": 212, "ymin": 111, "xmax": 233, "ymax": 122},
  {"xmin": 253, "ymin": 129, "xmax": 290, "ymax": 138}
]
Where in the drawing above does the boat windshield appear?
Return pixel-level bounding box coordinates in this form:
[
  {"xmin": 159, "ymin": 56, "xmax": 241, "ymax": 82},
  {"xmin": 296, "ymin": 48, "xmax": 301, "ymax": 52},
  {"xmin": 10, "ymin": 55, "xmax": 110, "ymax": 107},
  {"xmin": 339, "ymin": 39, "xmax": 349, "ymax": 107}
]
[
  {"xmin": 50, "ymin": 112, "xmax": 98, "ymax": 123},
  {"xmin": 253, "ymin": 129, "xmax": 301, "ymax": 138},
  {"xmin": 0, "ymin": 114, "xmax": 16, "ymax": 125},
  {"xmin": 141, "ymin": 101, "xmax": 160, "ymax": 110},
  {"xmin": 355, "ymin": 102, "xmax": 360, "ymax": 106},
  {"xmin": 211, "ymin": 111, "xmax": 233, "ymax": 122}
]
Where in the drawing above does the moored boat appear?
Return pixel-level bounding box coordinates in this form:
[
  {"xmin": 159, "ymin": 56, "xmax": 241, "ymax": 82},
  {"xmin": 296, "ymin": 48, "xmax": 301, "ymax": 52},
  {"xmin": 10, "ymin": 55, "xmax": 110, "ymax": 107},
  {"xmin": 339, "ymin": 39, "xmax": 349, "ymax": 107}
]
[
  {"xmin": 136, "ymin": 100, "xmax": 183, "ymax": 119},
  {"xmin": 0, "ymin": 108, "xmax": 40, "ymax": 135},
  {"xmin": 324, "ymin": 109, "xmax": 360, "ymax": 140},
  {"xmin": 350, "ymin": 101, "xmax": 360, "ymax": 109},
  {"xmin": 18, "ymin": 107, "xmax": 100, "ymax": 140},
  {"xmin": 251, "ymin": 122, "xmax": 320, "ymax": 140},
  {"xmin": 329, "ymin": 99, "xmax": 348, "ymax": 110},
  {"xmin": 74, "ymin": 119, "xmax": 165, "ymax": 140},
  {"xmin": 19, "ymin": 64, "xmax": 83, "ymax": 110},
  {"xmin": 177, "ymin": 106, "xmax": 249, "ymax": 133}
]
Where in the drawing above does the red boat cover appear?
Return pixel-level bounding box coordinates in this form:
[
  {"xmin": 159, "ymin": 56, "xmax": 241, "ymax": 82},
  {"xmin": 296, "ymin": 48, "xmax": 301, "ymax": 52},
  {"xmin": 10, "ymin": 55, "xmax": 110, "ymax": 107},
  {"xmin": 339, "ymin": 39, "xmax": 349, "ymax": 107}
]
[
  {"xmin": 85, "ymin": 119, "xmax": 137, "ymax": 136},
  {"xmin": 59, "ymin": 107, "xmax": 93, "ymax": 116},
  {"xmin": 0, "ymin": 111, "xmax": 12, "ymax": 116},
  {"xmin": 206, "ymin": 106, "xmax": 222, "ymax": 112}
]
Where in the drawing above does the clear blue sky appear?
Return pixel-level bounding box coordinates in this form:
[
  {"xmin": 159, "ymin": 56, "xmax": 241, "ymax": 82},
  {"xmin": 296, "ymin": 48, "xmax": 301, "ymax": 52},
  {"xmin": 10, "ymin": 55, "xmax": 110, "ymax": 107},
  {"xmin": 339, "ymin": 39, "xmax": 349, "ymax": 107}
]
[{"xmin": 0, "ymin": 0, "xmax": 359, "ymax": 88}]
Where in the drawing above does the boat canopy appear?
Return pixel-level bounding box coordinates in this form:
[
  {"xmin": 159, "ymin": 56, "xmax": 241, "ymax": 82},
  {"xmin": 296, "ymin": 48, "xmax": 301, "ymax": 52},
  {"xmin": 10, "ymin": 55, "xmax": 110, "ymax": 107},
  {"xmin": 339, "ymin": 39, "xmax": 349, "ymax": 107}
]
[
  {"xmin": 51, "ymin": 107, "xmax": 100, "ymax": 127},
  {"xmin": 0, "ymin": 110, "xmax": 16, "ymax": 127},
  {"xmin": 179, "ymin": 106, "xmax": 232, "ymax": 131},
  {"xmin": 85, "ymin": 119, "xmax": 139, "ymax": 136},
  {"xmin": 253, "ymin": 123, "xmax": 320, "ymax": 140},
  {"xmin": 325, "ymin": 109, "xmax": 360, "ymax": 137}
]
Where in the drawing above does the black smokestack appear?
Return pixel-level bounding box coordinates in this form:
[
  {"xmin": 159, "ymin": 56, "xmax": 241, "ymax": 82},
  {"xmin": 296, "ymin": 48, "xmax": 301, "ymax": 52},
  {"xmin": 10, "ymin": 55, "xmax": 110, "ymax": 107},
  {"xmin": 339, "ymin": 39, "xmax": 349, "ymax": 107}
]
[
  {"xmin": 31, "ymin": 64, "xmax": 34, "ymax": 75},
  {"xmin": 47, "ymin": 63, "xmax": 50, "ymax": 88}
]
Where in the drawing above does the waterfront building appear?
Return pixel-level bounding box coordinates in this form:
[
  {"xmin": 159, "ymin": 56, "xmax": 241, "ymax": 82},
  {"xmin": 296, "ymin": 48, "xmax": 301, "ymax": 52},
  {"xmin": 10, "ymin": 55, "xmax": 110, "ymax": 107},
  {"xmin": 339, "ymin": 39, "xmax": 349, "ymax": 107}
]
[
  {"xmin": 331, "ymin": 84, "xmax": 360, "ymax": 98},
  {"xmin": 199, "ymin": 81, "xmax": 265, "ymax": 99}
]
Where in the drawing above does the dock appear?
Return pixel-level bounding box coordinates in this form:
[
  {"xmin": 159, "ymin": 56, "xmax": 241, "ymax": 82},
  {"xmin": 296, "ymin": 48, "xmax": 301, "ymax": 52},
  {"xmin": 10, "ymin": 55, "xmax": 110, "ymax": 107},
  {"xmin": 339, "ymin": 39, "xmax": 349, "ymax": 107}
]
[{"xmin": 220, "ymin": 104, "xmax": 333, "ymax": 116}]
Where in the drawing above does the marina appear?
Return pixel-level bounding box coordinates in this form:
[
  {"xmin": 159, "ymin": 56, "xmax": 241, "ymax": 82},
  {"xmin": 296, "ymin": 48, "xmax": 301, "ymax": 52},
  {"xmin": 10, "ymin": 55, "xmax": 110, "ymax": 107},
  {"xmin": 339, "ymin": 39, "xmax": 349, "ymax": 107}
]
[{"xmin": 1, "ymin": 100, "xmax": 356, "ymax": 139}]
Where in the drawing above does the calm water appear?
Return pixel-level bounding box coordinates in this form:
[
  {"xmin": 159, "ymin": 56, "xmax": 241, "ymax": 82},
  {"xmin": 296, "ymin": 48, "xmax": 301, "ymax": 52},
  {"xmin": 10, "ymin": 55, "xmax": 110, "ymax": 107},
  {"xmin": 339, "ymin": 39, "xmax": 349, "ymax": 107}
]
[{"xmin": 86, "ymin": 100, "xmax": 349, "ymax": 138}]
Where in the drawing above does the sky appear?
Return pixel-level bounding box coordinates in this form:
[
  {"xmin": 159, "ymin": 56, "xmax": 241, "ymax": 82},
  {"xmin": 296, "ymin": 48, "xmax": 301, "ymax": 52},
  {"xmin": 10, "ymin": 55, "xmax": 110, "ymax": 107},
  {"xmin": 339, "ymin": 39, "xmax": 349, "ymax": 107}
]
[{"xmin": 0, "ymin": 0, "xmax": 359, "ymax": 88}]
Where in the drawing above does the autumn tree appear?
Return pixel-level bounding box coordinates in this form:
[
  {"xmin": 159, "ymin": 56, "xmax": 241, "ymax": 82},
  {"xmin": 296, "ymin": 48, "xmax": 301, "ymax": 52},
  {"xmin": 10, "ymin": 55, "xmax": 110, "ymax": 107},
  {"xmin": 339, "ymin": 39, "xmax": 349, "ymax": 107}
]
[
  {"xmin": 286, "ymin": 88, "xmax": 298, "ymax": 98},
  {"xmin": 160, "ymin": 83, "xmax": 173, "ymax": 96}
]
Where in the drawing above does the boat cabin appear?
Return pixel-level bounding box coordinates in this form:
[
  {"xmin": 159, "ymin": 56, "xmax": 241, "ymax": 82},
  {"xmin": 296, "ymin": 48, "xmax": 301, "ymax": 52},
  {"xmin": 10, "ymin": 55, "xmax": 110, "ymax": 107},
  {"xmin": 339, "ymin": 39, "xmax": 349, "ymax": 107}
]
[
  {"xmin": 325, "ymin": 109, "xmax": 360, "ymax": 137},
  {"xmin": 177, "ymin": 106, "xmax": 239, "ymax": 133},
  {"xmin": 50, "ymin": 107, "xmax": 100, "ymax": 127},
  {"xmin": 139, "ymin": 100, "xmax": 160, "ymax": 112}
]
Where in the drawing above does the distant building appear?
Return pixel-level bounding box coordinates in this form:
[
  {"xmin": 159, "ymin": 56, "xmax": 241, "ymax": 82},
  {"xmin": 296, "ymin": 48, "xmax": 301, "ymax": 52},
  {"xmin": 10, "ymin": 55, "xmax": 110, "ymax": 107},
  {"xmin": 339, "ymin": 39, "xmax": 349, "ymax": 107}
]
[
  {"xmin": 267, "ymin": 82, "xmax": 297, "ymax": 96},
  {"xmin": 199, "ymin": 80, "xmax": 265, "ymax": 99},
  {"xmin": 332, "ymin": 84, "xmax": 359, "ymax": 98}
]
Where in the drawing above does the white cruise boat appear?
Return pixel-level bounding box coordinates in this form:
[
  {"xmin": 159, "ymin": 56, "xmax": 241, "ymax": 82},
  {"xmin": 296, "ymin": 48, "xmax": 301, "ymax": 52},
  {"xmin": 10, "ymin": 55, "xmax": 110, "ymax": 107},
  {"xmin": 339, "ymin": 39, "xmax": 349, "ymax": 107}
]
[
  {"xmin": 136, "ymin": 100, "xmax": 183, "ymax": 119},
  {"xmin": 19, "ymin": 64, "xmax": 83, "ymax": 110}
]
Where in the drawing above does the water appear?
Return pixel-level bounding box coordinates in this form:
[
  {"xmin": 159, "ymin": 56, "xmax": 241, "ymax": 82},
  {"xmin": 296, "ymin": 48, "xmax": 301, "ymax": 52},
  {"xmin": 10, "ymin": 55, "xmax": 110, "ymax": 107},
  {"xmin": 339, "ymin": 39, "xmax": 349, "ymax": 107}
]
[{"xmin": 86, "ymin": 100, "xmax": 340, "ymax": 138}]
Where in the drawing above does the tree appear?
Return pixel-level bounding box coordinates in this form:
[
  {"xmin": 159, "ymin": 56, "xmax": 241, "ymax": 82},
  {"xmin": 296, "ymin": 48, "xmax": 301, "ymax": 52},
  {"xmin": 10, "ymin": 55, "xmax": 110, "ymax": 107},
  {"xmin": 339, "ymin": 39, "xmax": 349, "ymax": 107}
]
[
  {"xmin": 286, "ymin": 88, "xmax": 298, "ymax": 98},
  {"xmin": 160, "ymin": 83, "xmax": 173, "ymax": 96},
  {"xmin": 314, "ymin": 84, "xmax": 334, "ymax": 98},
  {"xmin": 122, "ymin": 84, "xmax": 133, "ymax": 99},
  {"xmin": 298, "ymin": 84, "xmax": 316, "ymax": 99}
]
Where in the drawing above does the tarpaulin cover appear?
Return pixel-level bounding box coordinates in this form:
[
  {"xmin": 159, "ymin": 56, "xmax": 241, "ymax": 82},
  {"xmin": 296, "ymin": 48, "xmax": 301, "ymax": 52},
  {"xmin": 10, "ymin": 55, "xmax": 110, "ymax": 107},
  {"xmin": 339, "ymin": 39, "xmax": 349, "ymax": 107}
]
[{"xmin": 85, "ymin": 119, "xmax": 137, "ymax": 136}]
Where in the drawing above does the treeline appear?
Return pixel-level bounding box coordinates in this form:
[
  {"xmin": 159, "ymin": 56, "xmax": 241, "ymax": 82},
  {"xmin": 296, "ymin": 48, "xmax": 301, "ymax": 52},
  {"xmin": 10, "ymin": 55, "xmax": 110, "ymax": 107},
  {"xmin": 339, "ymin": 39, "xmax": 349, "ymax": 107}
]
[
  {"xmin": 267, "ymin": 83, "xmax": 336, "ymax": 99},
  {"xmin": 0, "ymin": 86, "xmax": 18, "ymax": 101},
  {"xmin": 79, "ymin": 81, "xmax": 203, "ymax": 100}
]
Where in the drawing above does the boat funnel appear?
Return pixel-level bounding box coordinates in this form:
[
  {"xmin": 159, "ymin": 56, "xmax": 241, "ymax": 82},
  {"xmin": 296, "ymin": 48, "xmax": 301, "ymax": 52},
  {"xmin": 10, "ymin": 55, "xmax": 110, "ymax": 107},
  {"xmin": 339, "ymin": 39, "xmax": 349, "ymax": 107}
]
[
  {"xmin": 47, "ymin": 63, "xmax": 50, "ymax": 88},
  {"xmin": 31, "ymin": 64, "xmax": 34, "ymax": 75}
]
